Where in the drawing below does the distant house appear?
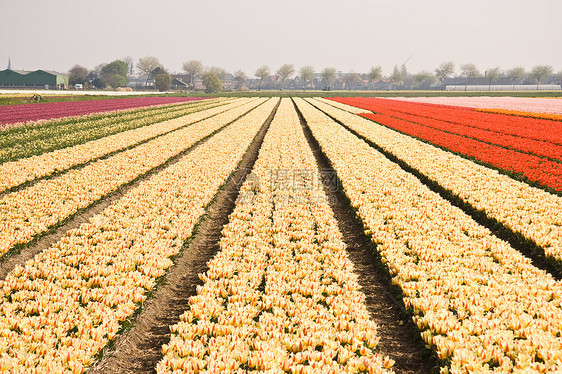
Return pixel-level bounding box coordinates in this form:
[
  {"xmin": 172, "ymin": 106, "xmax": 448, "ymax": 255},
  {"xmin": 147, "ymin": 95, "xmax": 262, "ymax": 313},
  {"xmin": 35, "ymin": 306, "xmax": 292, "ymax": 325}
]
[
  {"xmin": 170, "ymin": 74, "xmax": 191, "ymax": 90},
  {"xmin": 0, "ymin": 69, "xmax": 69, "ymax": 89}
]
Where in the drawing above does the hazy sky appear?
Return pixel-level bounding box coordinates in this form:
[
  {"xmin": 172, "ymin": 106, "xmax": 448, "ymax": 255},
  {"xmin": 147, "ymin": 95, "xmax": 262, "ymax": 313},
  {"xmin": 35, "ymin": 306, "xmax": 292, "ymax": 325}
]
[{"xmin": 1, "ymin": 0, "xmax": 561, "ymax": 77}]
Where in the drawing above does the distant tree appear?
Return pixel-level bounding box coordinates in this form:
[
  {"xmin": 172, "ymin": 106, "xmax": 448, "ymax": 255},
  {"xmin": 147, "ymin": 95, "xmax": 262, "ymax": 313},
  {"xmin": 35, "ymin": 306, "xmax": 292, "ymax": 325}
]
[
  {"xmin": 276, "ymin": 64, "xmax": 295, "ymax": 90},
  {"xmin": 390, "ymin": 65, "xmax": 403, "ymax": 88},
  {"xmin": 299, "ymin": 66, "xmax": 315, "ymax": 89},
  {"xmin": 68, "ymin": 65, "xmax": 88, "ymax": 86},
  {"xmin": 154, "ymin": 73, "xmax": 172, "ymax": 92},
  {"xmin": 182, "ymin": 60, "xmax": 203, "ymax": 89},
  {"xmin": 255, "ymin": 65, "xmax": 270, "ymax": 91},
  {"xmin": 435, "ymin": 61, "xmax": 455, "ymax": 86},
  {"xmin": 557, "ymin": 70, "xmax": 562, "ymax": 84},
  {"xmin": 400, "ymin": 64, "xmax": 411, "ymax": 89},
  {"xmin": 233, "ymin": 69, "xmax": 247, "ymax": 90},
  {"xmin": 486, "ymin": 67, "xmax": 501, "ymax": 85},
  {"xmin": 412, "ymin": 70, "xmax": 436, "ymax": 90},
  {"xmin": 137, "ymin": 56, "xmax": 162, "ymax": 87},
  {"xmin": 202, "ymin": 72, "xmax": 223, "ymax": 93},
  {"xmin": 460, "ymin": 63, "xmax": 480, "ymax": 84},
  {"xmin": 100, "ymin": 60, "xmax": 128, "ymax": 89},
  {"xmin": 207, "ymin": 66, "xmax": 229, "ymax": 81},
  {"xmin": 343, "ymin": 73, "xmax": 363, "ymax": 90},
  {"xmin": 122, "ymin": 56, "xmax": 134, "ymax": 75},
  {"xmin": 529, "ymin": 65, "xmax": 553, "ymax": 87},
  {"xmin": 507, "ymin": 66, "xmax": 526, "ymax": 84},
  {"xmin": 367, "ymin": 66, "xmax": 383, "ymax": 90},
  {"xmin": 321, "ymin": 67, "xmax": 337, "ymax": 90}
]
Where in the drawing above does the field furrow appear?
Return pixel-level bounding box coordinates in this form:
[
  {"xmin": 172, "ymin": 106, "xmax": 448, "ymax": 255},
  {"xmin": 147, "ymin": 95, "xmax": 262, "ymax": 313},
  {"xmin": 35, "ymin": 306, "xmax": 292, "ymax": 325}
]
[
  {"xmin": 0, "ymin": 98, "xmax": 279, "ymax": 373},
  {"xmin": 158, "ymin": 98, "xmax": 393, "ymax": 373},
  {"xmin": 0, "ymin": 98, "xmax": 248, "ymax": 194},
  {"xmin": 309, "ymin": 98, "xmax": 562, "ymax": 265},
  {"xmin": 295, "ymin": 97, "xmax": 562, "ymax": 372},
  {"xmin": 0, "ymin": 98, "xmax": 266, "ymax": 259}
]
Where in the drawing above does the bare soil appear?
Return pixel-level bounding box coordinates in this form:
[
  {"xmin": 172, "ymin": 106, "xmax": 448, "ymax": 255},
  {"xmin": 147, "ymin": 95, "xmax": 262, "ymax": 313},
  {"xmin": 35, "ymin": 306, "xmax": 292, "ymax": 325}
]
[
  {"xmin": 88, "ymin": 99, "xmax": 280, "ymax": 374},
  {"xmin": 312, "ymin": 101, "xmax": 562, "ymax": 281},
  {"xmin": 293, "ymin": 98, "xmax": 437, "ymax": 374},
  {"xmin": 0, "ymin": 102, "xmax": 260, "ymax": 282}
]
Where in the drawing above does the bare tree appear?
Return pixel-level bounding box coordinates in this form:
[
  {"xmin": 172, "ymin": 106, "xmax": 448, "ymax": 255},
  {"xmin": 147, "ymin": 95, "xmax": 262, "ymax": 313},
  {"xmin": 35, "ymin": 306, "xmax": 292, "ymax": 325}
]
[
  {"xmin": 367, "ymin": 66, "xmax": 383, "ymax": 90},
  {"xmin": 122, "ymin": 56, "xmax": 134, "ymax": 75},
  {"xmin": 342, "ymin": 73, "xmax": 363, "ymax": 90},
  {"xmin": 529, "ymin": 65, "xmax": 553, "ymax": 88},
  {"xmin": 486, "ymin": 67, "xmax": 501, "ymax": 85},
  {"xmin": 460, "ymin": 63, "xmax": 480, "ymax": 84},
  {"xmin": 507, "ymin": 66, "xmax": 526, "ymax": 84},
  {"xmin": 68, "ymin": 65, "xmax": 88, "ymax": 86},
  {"xmin": 299, "ymin": 66, "xmax": 315, "ymax": 90},
  {"xmin": 435, "ymin": 61, "xmax": 455, "ymax": 86},
  {"xmin": 137, "ymin": 56, "xmax": 162, "ymax": 87},
  {"xmin": 390, "ymin": 65, "xmax": 403, "ymax": 88},
  {"xmin": 412, "ymin": 70, "xmax": 436, "ymax": 90},
  {"xmin": 321, "ymin": 67, "xmax": 337, "ymax": 90},
  {"xmin": 182, "ymin": 60, "xmax": 203, "ymax": 89},
  {"xmin": 233, "ymin": 69, "xmax": 247, "ymax": 90},
  {"xmin": 276, "ymin": 64, "xmax": 295, "ymax": 90},
  {"xmin": 254, "ymin": 65, "xmax": 270, "ymax": 91}
]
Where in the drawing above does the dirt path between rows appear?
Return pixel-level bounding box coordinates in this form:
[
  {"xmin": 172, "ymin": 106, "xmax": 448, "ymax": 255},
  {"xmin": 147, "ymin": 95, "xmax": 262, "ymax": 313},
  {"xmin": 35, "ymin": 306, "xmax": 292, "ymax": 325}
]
[
  {"xmin": 311, "ymin": 99, "xmax": 562, "ymax": 281},
  {"xmin": 88, "ymin": 99, "xmax": 280, "ymax": 374},
  {"xmin": 293, "ymin": 98, "xmax": 436, "ymax": 374},
  {"xmin": 0, "ymin": 100, "xmax": 265, "ymax": 282}
]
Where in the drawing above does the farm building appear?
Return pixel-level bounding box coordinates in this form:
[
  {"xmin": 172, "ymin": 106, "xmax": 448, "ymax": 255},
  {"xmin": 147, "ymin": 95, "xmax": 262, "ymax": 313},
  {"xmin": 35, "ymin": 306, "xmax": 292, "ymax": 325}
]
[{"xmin": 0, "ymin": 69, "xmax": 69, "ymax": 89}]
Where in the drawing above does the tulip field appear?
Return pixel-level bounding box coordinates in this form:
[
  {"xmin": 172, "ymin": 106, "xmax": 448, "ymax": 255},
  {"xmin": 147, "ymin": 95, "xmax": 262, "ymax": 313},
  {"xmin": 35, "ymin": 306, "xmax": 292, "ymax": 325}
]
[
  {"xmin": 0, "ymin": 95, "xmax": 561, "ymax": 373},
  {"xmin": 0, "ymin": 96, "xmax": 208, "ymax": 128}
]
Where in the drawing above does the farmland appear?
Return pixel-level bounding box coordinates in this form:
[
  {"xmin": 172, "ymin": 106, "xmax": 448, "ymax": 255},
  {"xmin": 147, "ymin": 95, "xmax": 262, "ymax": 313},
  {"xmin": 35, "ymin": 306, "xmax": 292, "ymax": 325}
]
[{"xmin": 0, "ymin": 95, "xmax": 561, "ymax": 373}]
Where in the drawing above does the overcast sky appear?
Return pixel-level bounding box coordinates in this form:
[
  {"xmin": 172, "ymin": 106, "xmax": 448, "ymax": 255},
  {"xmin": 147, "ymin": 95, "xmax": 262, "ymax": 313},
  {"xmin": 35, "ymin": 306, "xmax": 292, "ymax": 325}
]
[{"xmin": 1, "ymin": 0, "xmax": 561, "ymax": 77}]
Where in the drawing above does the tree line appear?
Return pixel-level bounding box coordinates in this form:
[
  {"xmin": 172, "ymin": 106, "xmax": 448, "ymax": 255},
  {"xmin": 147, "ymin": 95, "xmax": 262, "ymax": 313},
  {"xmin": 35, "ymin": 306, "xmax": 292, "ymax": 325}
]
[{"xmin": 68, "ymin": 57, "xmax": 562, "ymax": 92}]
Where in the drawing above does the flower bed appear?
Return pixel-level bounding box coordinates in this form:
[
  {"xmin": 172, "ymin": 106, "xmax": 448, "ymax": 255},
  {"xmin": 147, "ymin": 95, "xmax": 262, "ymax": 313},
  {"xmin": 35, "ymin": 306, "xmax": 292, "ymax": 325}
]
[
  {"xmin": 329, "ymin": 97, "xmax": 562, "ymax": 192},
  {"xmin": 0, "ymin": 98, "xmax": 227, "ymax": 163},
  {"xmin": 395, "ymin": 96, "xmax": 562, "ymax": 116},
  {"xmin": 0, "ymin": 98, "xmax": 242, "ymax": 194},
  {"xmin": 296, "ymin": 98, "xmax": 562, "ymax": 373},
  {"xmin": 310, "ymin": 98, "xmax": 562, "ymax": 264},
  {"xmin": 0, "ymin": 99, "xmax": 278, "ymax": 373},
  {"xmin": 0, "ymin": 96, "xmax": 208, "ymax": 126},
  {"xmin": 158, "ymin": 99, "xmax": 393, "ymax": 374},
  {"xmin": 0, "ymin": 99, "xmax": 266, "ymax": 259}
]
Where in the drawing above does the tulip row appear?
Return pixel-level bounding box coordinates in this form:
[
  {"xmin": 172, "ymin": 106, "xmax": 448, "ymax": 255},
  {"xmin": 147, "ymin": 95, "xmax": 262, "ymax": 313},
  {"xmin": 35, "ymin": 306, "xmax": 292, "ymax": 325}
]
[
  {"xmin": 309, "ymin": 98, "xmax": 562, "ymax": 262},
  {"xmin": 158, "ymin": 98, "xmax": 393, "ymax": 374},
  {"xmin": 395, "ymin": 96, "xmax": 562, "ymax": 116},
  {"xmin": 361, "ymin": 109, "xmax": 562, "ymax": 162},
  {"xmin": 0, "ymin": 96, "xmax": 208, "ymax": 125},
  {"xmin": 0, "ymin": 98, "xmax": 279, "ymax": 373},
  {"xmin": 315, "ymin": 97, "xmax": 372, "ymax": 114},
  {"xmin": 0, "ymin": 98, "xmax": 247, "ymax": 194},
  {"xmin": 353, "ymin": 108, "xmax": 562, "ymax": 192},
  {"xmin": 333, "ymin": 97, "xmax": 562, "ymax": 145},
  {"xmin": 295, "ymin": 98, "xmax": 562, "ymax": 373},
  {"xmin": 0, "ymin": 98, "xmax": 228, "ymax": 164},
  {"xmin": 0, "ymin": 98, "xmax": 267, "ymax": 259},
  {"xmin": 476, "ymin": 108, "xmax": 562, "ymax": 122}
]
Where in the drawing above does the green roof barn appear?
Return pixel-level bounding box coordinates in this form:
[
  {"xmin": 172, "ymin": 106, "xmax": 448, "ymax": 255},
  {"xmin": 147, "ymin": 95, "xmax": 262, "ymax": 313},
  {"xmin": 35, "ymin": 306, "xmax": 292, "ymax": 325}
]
[{"xmin": 0, "ymin": 69, "xmax": 69, "ymax": 88}]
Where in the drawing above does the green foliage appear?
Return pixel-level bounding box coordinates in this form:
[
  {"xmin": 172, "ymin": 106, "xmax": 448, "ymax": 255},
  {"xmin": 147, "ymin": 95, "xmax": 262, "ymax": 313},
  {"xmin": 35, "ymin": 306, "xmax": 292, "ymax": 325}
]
[
  {"xmin": 101, "ymin": 60, "xmax": 129, "ymax": 88},
  {"xmin": 202, "ymin": 72, "xmax": 223, "ymax": 93},
  {"xmin": 154, "ymin": 73, "xmax": 172, "ymax": 92}
]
